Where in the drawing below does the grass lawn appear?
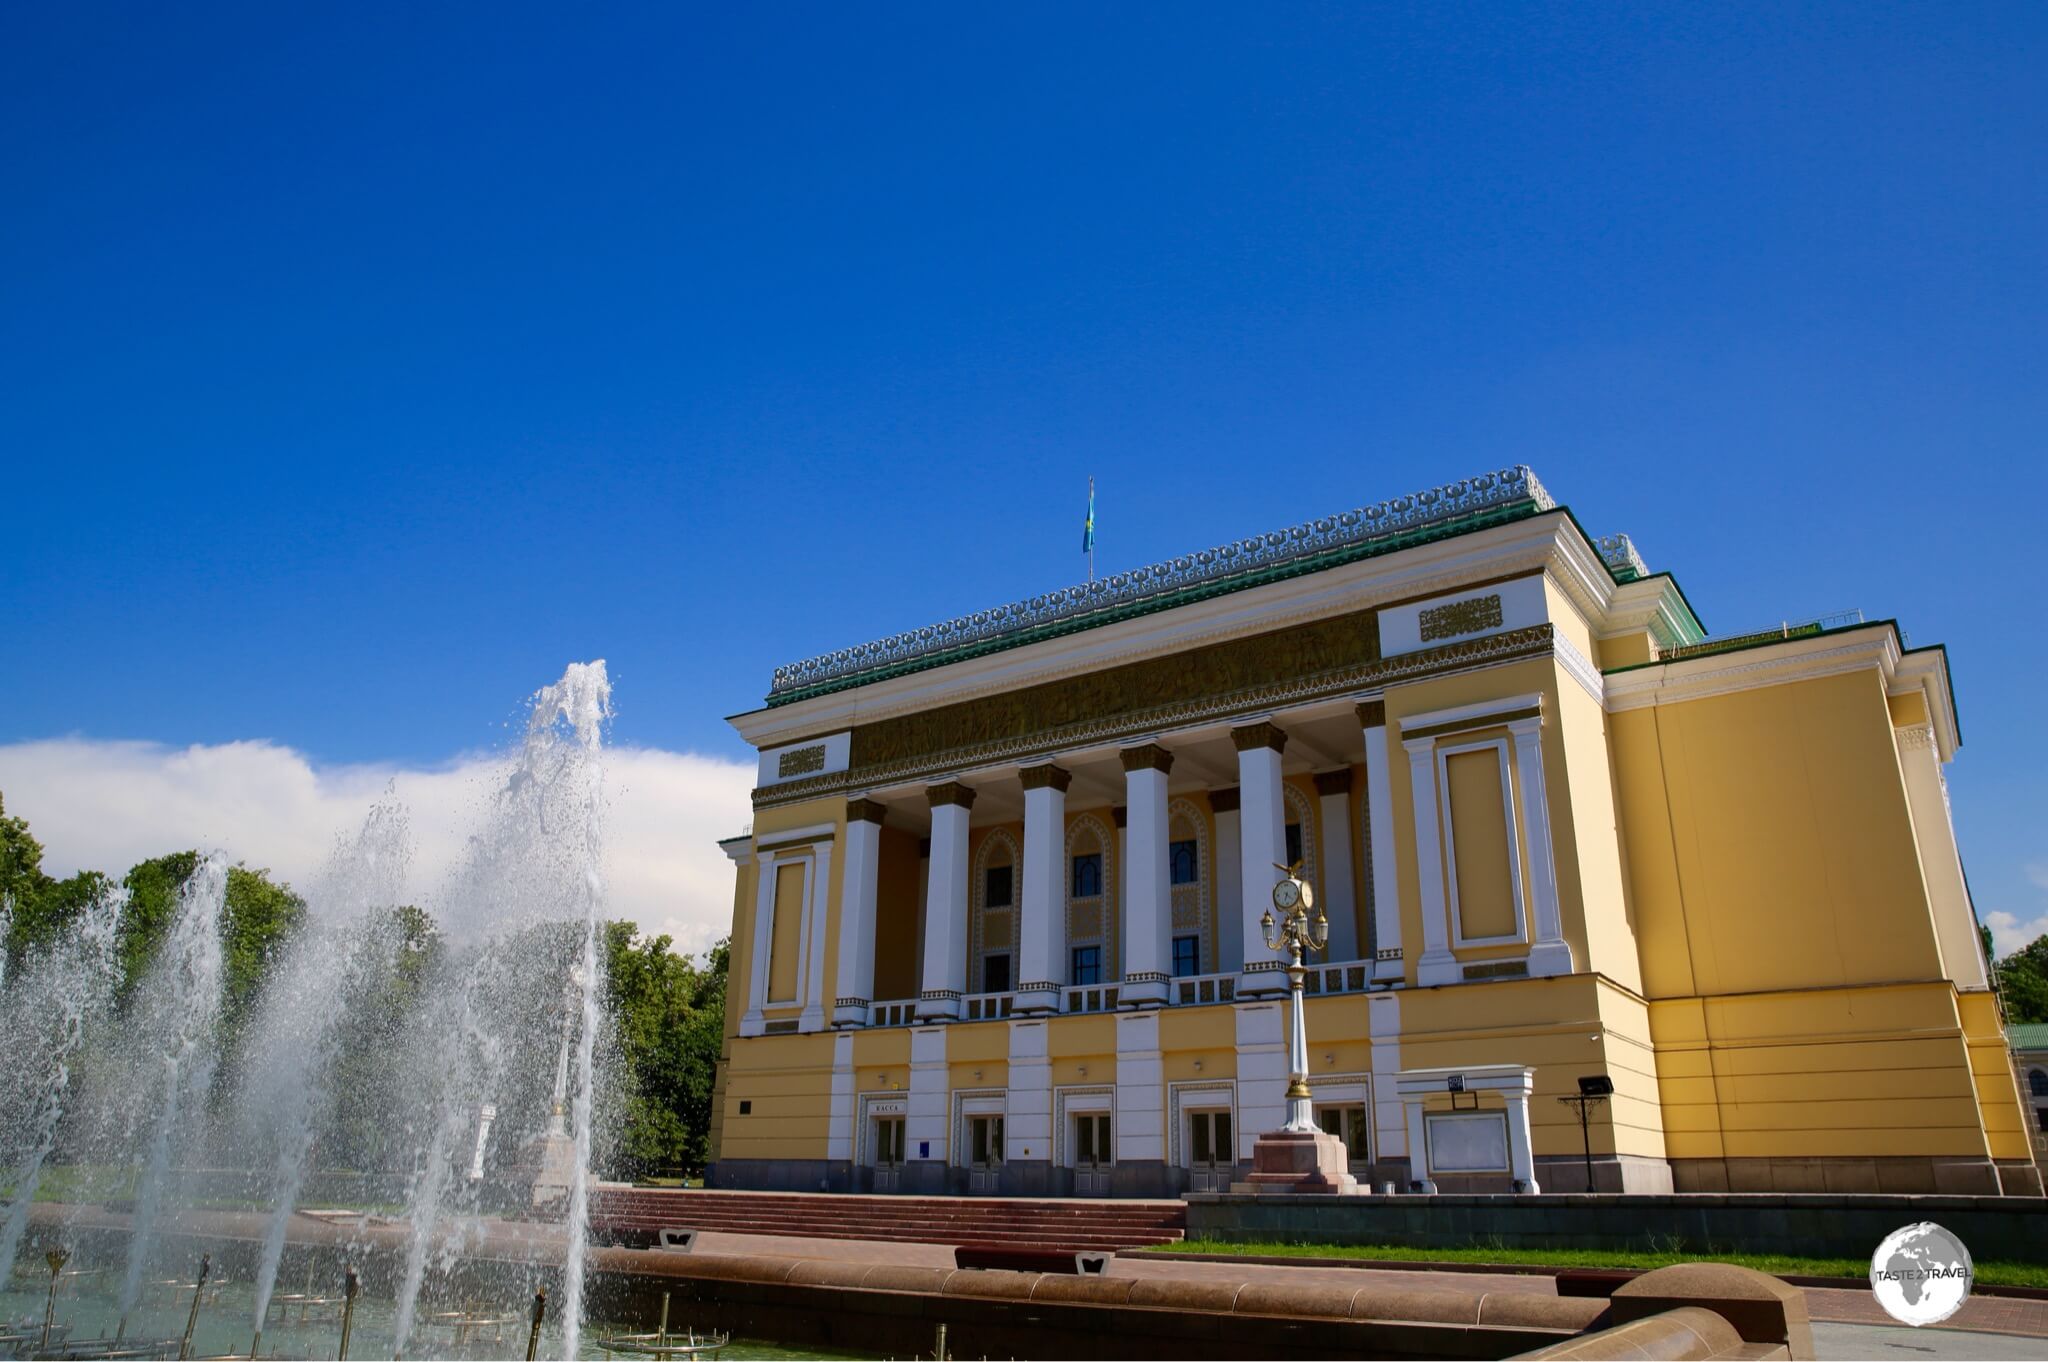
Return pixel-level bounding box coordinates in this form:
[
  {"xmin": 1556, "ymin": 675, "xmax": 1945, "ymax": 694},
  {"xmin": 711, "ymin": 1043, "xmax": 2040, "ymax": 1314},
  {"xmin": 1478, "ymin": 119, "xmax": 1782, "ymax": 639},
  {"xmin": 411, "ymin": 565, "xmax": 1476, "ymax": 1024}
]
[{"xmin": 1155, "ymin": 1238, "xmax": 2048, "ymax": 1290}]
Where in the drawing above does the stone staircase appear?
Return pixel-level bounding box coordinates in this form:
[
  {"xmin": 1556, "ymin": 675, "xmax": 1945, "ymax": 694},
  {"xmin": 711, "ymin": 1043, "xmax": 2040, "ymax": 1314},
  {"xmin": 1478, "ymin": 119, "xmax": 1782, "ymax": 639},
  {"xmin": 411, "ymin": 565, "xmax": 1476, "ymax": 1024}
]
[{"xmin": 588, "ymin": 1187, "xmax": 1187, "ymax": 1252}]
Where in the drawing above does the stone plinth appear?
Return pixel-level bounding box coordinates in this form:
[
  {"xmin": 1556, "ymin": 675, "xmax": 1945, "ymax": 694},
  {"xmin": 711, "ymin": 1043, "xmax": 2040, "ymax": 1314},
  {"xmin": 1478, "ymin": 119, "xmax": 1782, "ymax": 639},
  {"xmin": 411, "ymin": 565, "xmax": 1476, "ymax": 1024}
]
[{"xmin": 1230, "ymin": 1128, "xmax": 1365, "ymax": 1195}]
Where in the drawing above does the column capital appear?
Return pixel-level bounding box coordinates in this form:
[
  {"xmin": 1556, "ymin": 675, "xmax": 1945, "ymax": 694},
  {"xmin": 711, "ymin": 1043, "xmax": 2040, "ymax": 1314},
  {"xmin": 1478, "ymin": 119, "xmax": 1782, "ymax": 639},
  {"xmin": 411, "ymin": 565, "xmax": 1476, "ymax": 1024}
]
[
  {"xmin": 845, "ymin": 797, "xmax": 889, "ymax": 826},
  {"xmin": 1209, "ymin": 786, "xmax": 1241, "ymax": 814},
  {"xmin": 1019, "ymin": 763, "xmax": 1073, "ymax": 793},
  {"xmin": 1231, "ymin": 720, "xmax": 1289, "ymax": 754},
  {"xmin": 1355, "ymin": 699, "xmax": 1387, "ymax": 729},
  {"xmin": 1119, "ymin": 743, "xmax": 1175, "ymax": 774},
  {"xmin": 1313, "ymin": 768, "xmax": 1353, "ymax": 798},
  {"xmin": 926, "ymin": 780, "xmax": 978, "ymax": 810}
]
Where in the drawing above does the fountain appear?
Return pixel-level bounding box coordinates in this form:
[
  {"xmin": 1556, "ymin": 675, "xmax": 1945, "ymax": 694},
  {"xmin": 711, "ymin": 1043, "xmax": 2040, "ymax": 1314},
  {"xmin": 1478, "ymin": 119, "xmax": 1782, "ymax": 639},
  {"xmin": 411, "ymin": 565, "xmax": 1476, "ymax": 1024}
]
[{"xmin": 0, "ymin": 662, "xmax": 623, "ymax": 1362}]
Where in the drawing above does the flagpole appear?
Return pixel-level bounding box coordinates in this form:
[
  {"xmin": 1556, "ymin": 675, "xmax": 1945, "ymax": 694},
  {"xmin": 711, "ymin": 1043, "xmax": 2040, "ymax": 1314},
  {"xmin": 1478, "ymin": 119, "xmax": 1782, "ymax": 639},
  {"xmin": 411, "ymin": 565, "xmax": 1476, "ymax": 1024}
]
[{"xmin": 1087, "ymin": 476, "xmax": 1095, "ymax": 583}]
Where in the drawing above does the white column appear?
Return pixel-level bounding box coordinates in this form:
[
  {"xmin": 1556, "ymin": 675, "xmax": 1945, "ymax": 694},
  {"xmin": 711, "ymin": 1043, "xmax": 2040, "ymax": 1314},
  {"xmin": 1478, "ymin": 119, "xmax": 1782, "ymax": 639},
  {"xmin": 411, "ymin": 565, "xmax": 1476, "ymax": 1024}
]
[
  {"xmin": 834, "ymin": 800, "xmax": 885, "ymax": 1026},
  {"xmin": 1016, "ymin": 764, "xmax": 1071, "ymax": 1013},
  {"xmin": 1403, "ymin": 1098, "xmax": 1436, "ymax": 1193},
  {"xmin": 908, "ymin": 1026, "xmax": 950, "ymax": 1168},
  {"xmin": 827, "ymin": 1032, "xmax": 856, "ymax": 1166},
  {"xmin": 1313, "ymin": 769, "xmax": 1360, "ymax": 963},
  {"xmin": 1005, "ymin": 1019, "xmax": 1052, "ymax": 1164},
  {"xmin": 1234, "ymin": 721, "xmax": 1289, "ymax": 996},
  {"xmin": 1120, "ymin": 744, "xmax": 1174, "ymax": 1007},
  {"xmin": 1212, "ymin": 789, "xmax": 1244, "ymax": 974},
  {"xmin": 917, "ymin": 781, "xmax": 975, "ymax": 1021},
  {"xmin": 1508, "ymin": 717, "xmax": 1573, "ymax": 979},
  {"xmin": 1897, "ymin": 724, "xmax": 1990, "ymax": 990},
  {"xmin": 1114, "ymin": 1011, "xmax": 1164, "ymax": 1164},
  {"xmin": 1234, "ymin": 1000, "xmax": 1286, "ymax": 1156},
  {"xmin": 1404, "ymin": 735, "xmax": 1460, "ymax": 986},
  {"xmin": 1503, "ymin": 1079, "xmax": 1541, "ymax": 1194},
  {"xmin": 798, "ymin": 841, "xmax": 833, "ymax": 1033},
  {"xmin": 741, "ymin": 848, "xmax": 776, "ymax": 1036},
  {"xmin": 1367, "ymin": 991, "xmax": 1404, "ymax": 1183},
  {"xmin": 1359, "ymin": 701, "xmax": 1404, "ymax": 982},
  {"xmin": 726, "ymin": 839, "xmax": 766, "ymax": 1037}
]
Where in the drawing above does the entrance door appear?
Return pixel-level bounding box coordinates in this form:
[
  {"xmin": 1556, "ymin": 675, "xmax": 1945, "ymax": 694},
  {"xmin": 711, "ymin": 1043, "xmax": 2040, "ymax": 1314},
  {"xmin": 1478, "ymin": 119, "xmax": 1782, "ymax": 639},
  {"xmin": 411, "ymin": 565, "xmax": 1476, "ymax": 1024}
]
[
  {"xmin": 1187, "ymin": 1109, "xmax": 1233, "ymax": 1191},
  {"xmin": 1317, "ymin": 1104, "xmax": 1371, "ymax": 1175},
  {"xmin": 872, "ymin": 1115, "xmax": 905, "ymax": 1192},
  {"xmin": 967, "ymin": 1114, "xmax": 1005, "ymax": 1193},
  {"xmin": 1073, "ymin": 1113, "xmax": 1113, "ymax": 1196}
]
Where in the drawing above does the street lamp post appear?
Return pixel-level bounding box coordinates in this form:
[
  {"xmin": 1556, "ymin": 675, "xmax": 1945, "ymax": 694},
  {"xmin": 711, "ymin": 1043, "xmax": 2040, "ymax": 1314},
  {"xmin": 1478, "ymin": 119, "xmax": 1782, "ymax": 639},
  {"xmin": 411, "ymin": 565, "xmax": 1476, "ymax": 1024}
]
[{"xmin": 1260, "ymin": 862, "xmax": 1330, "ymax": 1134}]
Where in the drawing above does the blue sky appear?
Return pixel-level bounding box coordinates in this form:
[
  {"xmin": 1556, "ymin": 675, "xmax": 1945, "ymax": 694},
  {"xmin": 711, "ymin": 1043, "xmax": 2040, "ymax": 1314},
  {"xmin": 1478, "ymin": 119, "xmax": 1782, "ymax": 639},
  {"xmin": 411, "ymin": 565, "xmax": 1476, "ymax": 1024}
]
[{"xmin": 3, "ymin": 4, "xmax": 2044, "ymax": 949}]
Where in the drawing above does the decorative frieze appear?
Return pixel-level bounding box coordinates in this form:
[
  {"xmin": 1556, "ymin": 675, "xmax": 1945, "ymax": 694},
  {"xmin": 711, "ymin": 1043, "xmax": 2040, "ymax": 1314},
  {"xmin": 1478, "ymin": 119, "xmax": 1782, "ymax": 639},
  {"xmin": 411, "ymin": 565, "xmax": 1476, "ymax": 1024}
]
[
  {"xmin": 768, "ymin": 466, "xmax": 1554, "ymax": 700},
  {"xmin": 777, "ymin": 744, "xmax": 828, "ymax": 777},
  {"xmin": 754, "ymin": 624, "xmax": 1564, "ymax": 809},
  {"xmin": 1463, "ymin": 959, "xmax": 1530, "ymax": 981},
  {"xmin": 1418, "ymin": 593, "xmax": 1504, "ymax": 643}
]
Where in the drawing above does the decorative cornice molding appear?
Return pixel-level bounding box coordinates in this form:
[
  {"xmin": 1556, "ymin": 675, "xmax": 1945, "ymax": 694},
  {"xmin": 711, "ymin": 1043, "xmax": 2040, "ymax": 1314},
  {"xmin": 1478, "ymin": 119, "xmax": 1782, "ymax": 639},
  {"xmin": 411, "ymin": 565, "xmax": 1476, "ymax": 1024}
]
[
  {"xmin": 1895, "ymin": 724, "xmax": 1937, "ymax": 752},
  {"xmin": 1604, "ymin": 631, "xmax": 1898, "ymax": 716},
  {"xmin": 754, "ymin": 624, "xmax": 1562, "ymax": 809},
  {"xmin": 1018, "ymin": 763, "xmax": 1073, "ymax": 792},
  {"xmin": 1119, "ymin": 743, "xmax": 1175, "ymax": 774},
  {"xmin": 1232, "ymin": 721, "xmax": 1289, "ymax": 754},
  {"xmin": 1554, "ymin": 630, "xmax": 1606, "ymax": 707},
  {"xmin": 1313, "ymin": 769, "xmax": 1354, "ymax": 797},
  {"xmin": 926, "ymin": 781, "xmax": 978, "ymax": 810},
  {"xmin": 765, "ymin": 466, "xmax": 1555, "ymax": 703}
]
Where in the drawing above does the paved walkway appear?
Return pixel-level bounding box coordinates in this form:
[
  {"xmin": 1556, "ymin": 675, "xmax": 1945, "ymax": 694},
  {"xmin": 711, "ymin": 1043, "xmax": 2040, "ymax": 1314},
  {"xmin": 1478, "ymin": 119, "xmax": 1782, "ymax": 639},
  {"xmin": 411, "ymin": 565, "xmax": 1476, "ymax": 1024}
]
[{"xmin": 694, "ymin": 1229, "xmax": 2048, "ymax": 1339}]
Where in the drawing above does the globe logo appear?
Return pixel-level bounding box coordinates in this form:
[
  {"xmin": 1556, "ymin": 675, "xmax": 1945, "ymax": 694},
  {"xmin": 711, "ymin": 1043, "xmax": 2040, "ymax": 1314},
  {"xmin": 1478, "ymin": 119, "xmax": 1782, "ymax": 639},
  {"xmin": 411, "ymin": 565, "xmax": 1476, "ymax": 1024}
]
[{"xmin": 1869, "ymin": 1221, "xmax": 1973, "ymax": 1327}]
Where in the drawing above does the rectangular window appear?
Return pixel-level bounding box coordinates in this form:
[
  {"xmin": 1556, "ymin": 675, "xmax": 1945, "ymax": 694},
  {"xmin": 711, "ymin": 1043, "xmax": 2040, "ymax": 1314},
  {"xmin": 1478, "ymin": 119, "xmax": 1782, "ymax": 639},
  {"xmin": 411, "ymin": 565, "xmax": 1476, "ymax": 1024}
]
[
  {"xmin": 1317, "ymin": 1104, "xmax": 1370, "ymax": 1165},
  {"xmin": 1070, "ymin": 944, "xmax": 1101, "ymax": 986},
  {"xmin": 1172, "ymin": 934, "xmax": 1200, "ymax": 977},
  {"xmin": 1169, "ymin": 838, "xmax": 1198, "ymax": 885},
  {"xmin": 1446, "ymin": 746, "xmax": 1517, "ymax": 941},
  {"xmin": 1071, "ymin": 853, "xmax": 1102, "ymax": 898},
  {"xmin": 983, "ymin": 864, "xmax": 1013, "ymax": 908},
  {"xmin": 767, "ymin": 862, "xmax": 805, "ymax": 1003},
  {"xmin": 1285, "ymin": 822, "xmax": 1303, "ymax": 868},
  {"xmin": 981, "ymin": 952, "xmax": 1012, "ymax": 994}
]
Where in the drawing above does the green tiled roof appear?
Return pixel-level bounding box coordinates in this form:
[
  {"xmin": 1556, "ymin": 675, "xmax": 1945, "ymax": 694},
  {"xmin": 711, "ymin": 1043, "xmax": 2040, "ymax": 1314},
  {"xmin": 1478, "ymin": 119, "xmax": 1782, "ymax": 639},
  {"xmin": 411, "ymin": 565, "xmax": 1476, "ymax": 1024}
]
[{"xmin": 2009, "ymin": 1022, "xmax": 2048, "ymax": 1053}]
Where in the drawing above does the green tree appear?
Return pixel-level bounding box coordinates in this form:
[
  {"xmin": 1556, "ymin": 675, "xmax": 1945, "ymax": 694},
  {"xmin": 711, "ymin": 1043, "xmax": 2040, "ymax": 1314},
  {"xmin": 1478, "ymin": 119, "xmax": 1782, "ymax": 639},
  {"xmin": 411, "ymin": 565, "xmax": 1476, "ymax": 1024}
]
[
  {"xmin": 117, "ymin": 850, "xmax": 204, "ymax": 994},
  {"xmin": 1995, "ymin": 933, "xmax": 2048, "ymax": 1025},
  {"xmin": 602, "ymin": 925, "xmax": 728, "ymax": 1177},
  {"xmin": 221, "ymin": 863, "xmax": 307, "ymax": 1020}
]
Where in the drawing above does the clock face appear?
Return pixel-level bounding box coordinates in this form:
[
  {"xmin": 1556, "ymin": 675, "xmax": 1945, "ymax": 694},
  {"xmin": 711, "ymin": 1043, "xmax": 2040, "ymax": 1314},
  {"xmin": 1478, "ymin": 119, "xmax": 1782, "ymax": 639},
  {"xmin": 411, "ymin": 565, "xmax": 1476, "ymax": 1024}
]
[{"xmin": 1272, "ymin": 877, "xmax": 1302, "ymax": 911}]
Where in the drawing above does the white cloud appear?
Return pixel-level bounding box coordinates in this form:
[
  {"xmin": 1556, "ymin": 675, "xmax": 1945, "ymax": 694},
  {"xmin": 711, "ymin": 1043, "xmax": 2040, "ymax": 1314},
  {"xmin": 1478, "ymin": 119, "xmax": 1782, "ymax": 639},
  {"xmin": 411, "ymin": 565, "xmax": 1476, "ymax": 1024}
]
[
  {"xmin": 1986, "ymin": 909, "xmax": 2048, "ymax": 960},
  {"xmin": 0, "ymin": 736, "xmax": 755, "ymax": 957}
]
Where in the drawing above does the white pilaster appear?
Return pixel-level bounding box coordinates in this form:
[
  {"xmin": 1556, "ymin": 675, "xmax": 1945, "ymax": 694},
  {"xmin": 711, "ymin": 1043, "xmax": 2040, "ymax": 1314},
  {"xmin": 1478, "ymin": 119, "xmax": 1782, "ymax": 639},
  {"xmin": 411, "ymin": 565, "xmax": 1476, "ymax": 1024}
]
[
  {"xmin": 1404, "ymin": 735, "xmax": 1460, "ymax": 987},
  {"xmin": 1120, "ymin": 744, "xmax": 1173, "ymax": 1006},
  {"xmin": 1213, "ymin": 791, "xmax": 1244, "ymax": 975},
  {"xmin": 1897, "ymin": 724, "xmax": 1991, "ymax": 990},
  {"xmin": 1234, "ymin": 722, "xmax": 1289, "ymax": 996},
  {"xmin": 918, "ymin": 782, "xmax": 975, "ymax": 1021},
  {"xmin": 1360, "ymin": 704, "xmax": 1404, "ymax": 982},
  {"xmin": 1233, "ymin": 1001, "xmax": 1287, "ymax": 1157},
  {"xmin": 798, "ymin": 841, "xmax": 834, "ymax": 1033},
  {"xmin": 726, "ymin": 838, "xmax": 766, "ymax": 1037},
  {"xmin": 1508, "ymin": 717, "xmax": 1573, "ymax": 979},
  {"xmin": 1114, "ymin": 1011, "xmax": 1164, "ymax": 1164},
  {"xmin": 741, "ymin": 845, "xmax": 776, "ymax": 1036},
  {"xmin": 827, "ymin": 1031, "xmax": 856, "ymax": 1162},
  {"xmin": 1404, "ymin": 1099, "xmax": 1436, "ymax": 1193},
  {"xmin": 834, "ymin": 802, "xmax": 884, "ymax": 1026},
  {"xmin": 1367, "ymin": 992, "xmax": 1404, "ymax": 1177},
  {"xmin": 1005, "ymin": 1019, "xmax": 1052, "ymax": 1163},
  {"xmin": 1017, "ymin": 765, "xmax": 1071, "ymax": 1013},
  {"xmin": 908, "ymin": 1026, "xmax": 950, "ymax": 1165},
  {"xmin": 1505, "ymin": 1088, "xmax": 1541, "ymax": 1194},
  {"xmin": 1313, "ymin": 771, "xmax": 1360, "ymax": 963}
]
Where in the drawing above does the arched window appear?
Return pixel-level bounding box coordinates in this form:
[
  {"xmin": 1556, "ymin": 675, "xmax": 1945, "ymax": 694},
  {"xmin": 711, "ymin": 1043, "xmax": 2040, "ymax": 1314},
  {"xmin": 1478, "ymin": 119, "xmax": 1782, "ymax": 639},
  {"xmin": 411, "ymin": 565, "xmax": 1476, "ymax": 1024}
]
[
  {"xmin": 970, "ymin": 830, "xmax": 1019, "ymax": 995},
  {"xmin": 1167, "ymin": 800, "xmax": 1213, "ymax": 977},
  {"xmin": 2030, "ymin": 1068, "xmax": 2048, "ymax": 1099},
  {"xmin": 1066, "ymin": 815, "xmax": 1117, "ymax": 985}
]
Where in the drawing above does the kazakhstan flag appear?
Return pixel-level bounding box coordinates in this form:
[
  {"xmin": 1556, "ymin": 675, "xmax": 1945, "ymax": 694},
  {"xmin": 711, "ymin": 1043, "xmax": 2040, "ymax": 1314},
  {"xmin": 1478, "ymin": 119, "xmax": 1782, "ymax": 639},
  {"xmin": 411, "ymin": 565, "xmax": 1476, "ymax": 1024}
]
[{"xmin": 1082, "ymin": 477, "xmax": 1096, "ymax": 554}]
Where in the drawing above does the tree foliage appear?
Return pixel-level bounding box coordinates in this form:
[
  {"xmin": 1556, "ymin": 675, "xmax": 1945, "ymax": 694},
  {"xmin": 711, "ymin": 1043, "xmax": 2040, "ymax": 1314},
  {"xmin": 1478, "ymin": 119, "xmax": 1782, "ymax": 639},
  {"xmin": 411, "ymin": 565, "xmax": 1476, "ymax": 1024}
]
[
  {"xmin": 603, "ymin": 923, "xmax": 727, "ymax": 1177},
  {"xmin": 1996, "ymin": 933, "xmax": 2048, "ymax": 1025}
]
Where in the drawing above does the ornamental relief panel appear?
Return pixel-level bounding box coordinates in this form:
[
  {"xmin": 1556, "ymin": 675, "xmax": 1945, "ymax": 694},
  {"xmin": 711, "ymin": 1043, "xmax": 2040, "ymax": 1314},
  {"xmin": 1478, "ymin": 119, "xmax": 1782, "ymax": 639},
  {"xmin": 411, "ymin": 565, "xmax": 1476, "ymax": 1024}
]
[
  {"xmin": 1418, "ymin": 593, "xmax": 1504, "ymax": 643},
  {"xmin": 849, "ymin": 607, "xmax": 1383, "ymax": 769}
]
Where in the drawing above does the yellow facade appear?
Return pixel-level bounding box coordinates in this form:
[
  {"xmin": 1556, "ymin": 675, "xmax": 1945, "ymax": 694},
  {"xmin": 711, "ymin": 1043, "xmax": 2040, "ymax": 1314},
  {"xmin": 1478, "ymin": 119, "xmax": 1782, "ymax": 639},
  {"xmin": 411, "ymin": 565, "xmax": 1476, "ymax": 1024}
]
[{"xmin": 710, "ymin": 469, "xmax": 2036, "ymax": 1198}]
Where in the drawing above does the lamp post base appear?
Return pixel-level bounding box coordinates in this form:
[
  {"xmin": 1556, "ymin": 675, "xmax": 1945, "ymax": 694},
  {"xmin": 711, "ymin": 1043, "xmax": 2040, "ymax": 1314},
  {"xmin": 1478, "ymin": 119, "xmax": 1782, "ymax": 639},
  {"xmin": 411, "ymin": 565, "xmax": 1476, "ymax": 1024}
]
[{"xmin": 1230, "ymin": 1128, "xmax": 1366, "ymax": 1195}]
